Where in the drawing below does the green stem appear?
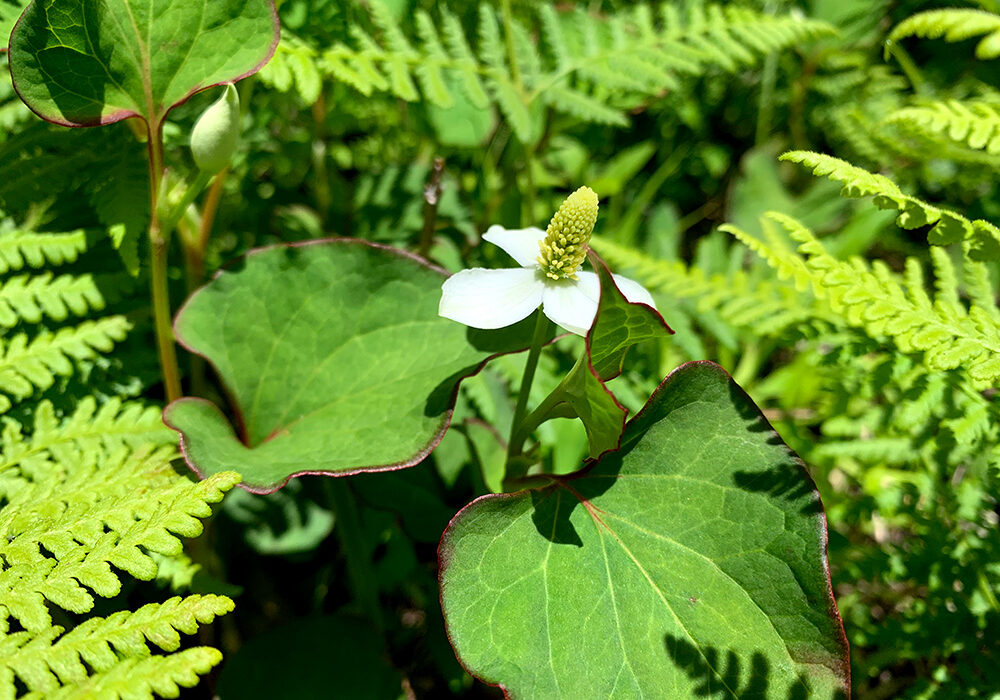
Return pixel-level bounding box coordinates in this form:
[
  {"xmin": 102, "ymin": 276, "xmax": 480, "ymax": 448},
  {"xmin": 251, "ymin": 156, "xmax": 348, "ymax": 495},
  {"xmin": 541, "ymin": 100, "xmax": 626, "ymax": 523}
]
[
  {"xmin": 505, "ymin": 311, "xmax": 550, "ymax": 468},
  {"xmin": 163, "ymin": 170, "xmax": 213, "ymax": 241},
  {"xmin": 418, "ymin": 156, "xmax": 445, "ymax": 259},
  {"xmin": 885, "ymin": 40, "xmax": 926, "ymax": 95},
  {"xmin": 510, "ymin": 375, "xmax": 568, "ymax": 454},
  {"xmin": 325, "ymin": 479, "xmax": 383, "ymax": 634},
  {"xmin": 311, "ymin": 92, "xmax": 331, "ymax": 225},
  {"xmin": 146, "ymin": 120, "xmax": 182, "ymax": 402}
]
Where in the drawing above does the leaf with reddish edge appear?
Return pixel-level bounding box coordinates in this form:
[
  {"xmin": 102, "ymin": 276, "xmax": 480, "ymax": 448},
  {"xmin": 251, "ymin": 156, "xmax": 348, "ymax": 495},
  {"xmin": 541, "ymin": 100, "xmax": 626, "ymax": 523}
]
[
  {"xmin": 518, "ymin": 253, "xmax": 673, "ymax": 459},
  {"xmin": 164, "ymin": 239, "xmax": 545, "ymax": 494},
  {"xmin": 7, "ymin": 0, "xmax": 278, "ymax": 127},
  {"xmin": 439, "ymin": 361, "xmax": 850, "ymax": 699}
]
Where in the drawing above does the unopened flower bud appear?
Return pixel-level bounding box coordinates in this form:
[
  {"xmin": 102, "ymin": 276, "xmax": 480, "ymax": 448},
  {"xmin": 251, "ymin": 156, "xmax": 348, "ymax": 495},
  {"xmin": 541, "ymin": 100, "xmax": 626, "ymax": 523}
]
[{"xmin": 190, "ymin": 84, "xmax": 240, "ymax": 173}]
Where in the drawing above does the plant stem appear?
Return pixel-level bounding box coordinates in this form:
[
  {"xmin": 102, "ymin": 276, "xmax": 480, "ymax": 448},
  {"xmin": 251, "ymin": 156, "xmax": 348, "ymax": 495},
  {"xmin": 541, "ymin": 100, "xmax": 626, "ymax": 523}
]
[
  {"xmin": 885, "ymin": 40, "xmax": 926, "ymax": 95},
  {"xmin": 325, "ymin": 479, "xmax": 384, "ymax": 634},
  {"xmin": 418, "ymin": 156, "xmax": 445, "ymax": 258},
  {"xmin": 163, "ymin": 170, "xmax": 213, "ymax": 240},
  {"xmin": 311, "ymin": 92, "xmax": 331, "ymax": 225},
  {"xmin": 146, "ymin": 120, "xmax": 182, "ymax": 402},
  {"xmin": 505, "ymin": 311, "xmax": 550, "ymax": 468}
]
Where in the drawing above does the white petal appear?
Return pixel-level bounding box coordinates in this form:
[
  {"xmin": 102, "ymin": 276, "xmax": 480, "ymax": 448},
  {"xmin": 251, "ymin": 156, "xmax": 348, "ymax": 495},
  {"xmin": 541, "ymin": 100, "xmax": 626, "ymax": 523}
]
[
  {"xmin": 541, "ymin": 277, "xmax": 599, "ymax": 336},
  {"xmin": 439, "ymin": 268, "xmax": 544, "ymax": 329},
  {"xmin": 575, "ymin": 270, "xmax": 657, "ymax": 309},
  {"xmin": 483, "ymin": 225, "xmax": 547, "ymax": 268},
  {"xmin": 612, "ymin": 273, "xmax": 658, "ymax": 310}
]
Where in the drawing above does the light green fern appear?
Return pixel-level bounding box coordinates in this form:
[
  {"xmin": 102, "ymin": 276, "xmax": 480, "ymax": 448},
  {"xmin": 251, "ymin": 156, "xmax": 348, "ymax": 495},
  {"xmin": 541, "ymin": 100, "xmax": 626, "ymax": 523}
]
[
  {"xmin": 1, "ymin": 397, "xmax": 174, "ymax": 474},
  {"xmin": 780, "ymin": 151, "xmax": 1000, "ymax": 260},
  {"xmin": 316, "ymin": 0, "xmax": 834, "ymax": 141},
  {"xmin": 0, "ymin": 225, "xmax": 241, "ymax": 698},
  {"xmin": 258, "ymin": 32, "xmax": 324, "ymax": 105},
  {"xmin": 592, "ymin": 236, "xmax": 839, "ymax": 337},
  {"xmin": 0, "ymin": 272, "xmax": 106, "ymax": 327},
  {"xmin": 0, "ymin": 230, "xmax": 87, "ymax": 275},
  {"xmin": 0, "ymin": 595, "xmax": 232, "ymax": 698},
  {"xmin": 888, "ymin": 8, "xmax": 1000, "ymax": 60},
  {"xmin": 887, "ymin": 100, "xmax": 1000, "ymax": 154},
  {"xmin": 721, "ymin": 212, "xmax": 1000, "ymax": 385}
]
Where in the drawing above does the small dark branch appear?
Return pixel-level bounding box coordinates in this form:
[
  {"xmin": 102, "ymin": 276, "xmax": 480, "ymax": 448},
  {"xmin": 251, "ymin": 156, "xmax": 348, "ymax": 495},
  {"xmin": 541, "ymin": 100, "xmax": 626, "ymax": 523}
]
[{"xmin": 418, "ymin": 156, "xmax": 445, "ymax": 259}]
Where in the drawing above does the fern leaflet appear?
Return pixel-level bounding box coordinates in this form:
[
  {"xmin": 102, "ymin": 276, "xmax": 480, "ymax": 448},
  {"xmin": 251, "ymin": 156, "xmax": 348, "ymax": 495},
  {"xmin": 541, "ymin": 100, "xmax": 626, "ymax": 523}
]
[
  {"xmin": 316, "ymin": 1, "xmax": 833, "ymax": 140},
  {"xmin": 722, "ymin": 212, "xmax": 1000, "ymax": 385},
  {"xmin": 780, "ymin": 151, "xmax": 1000, "ymax": 260},
  {"xmin": 889, "ymin": 8, "xmax": 1000, "ymax": 60}
]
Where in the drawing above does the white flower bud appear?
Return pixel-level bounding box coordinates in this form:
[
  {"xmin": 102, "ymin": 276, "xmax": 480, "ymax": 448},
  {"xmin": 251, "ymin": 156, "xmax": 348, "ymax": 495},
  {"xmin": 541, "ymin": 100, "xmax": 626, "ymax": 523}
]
[{"xmin": 190, "ymin": 84, "xmax": 240, "ymax": 173}]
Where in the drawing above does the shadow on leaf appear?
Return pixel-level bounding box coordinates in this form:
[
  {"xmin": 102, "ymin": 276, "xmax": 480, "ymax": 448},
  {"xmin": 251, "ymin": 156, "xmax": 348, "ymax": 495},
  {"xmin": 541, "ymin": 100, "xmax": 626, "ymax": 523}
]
[
  {"xmin": 664, "ymin": 634, "xmax": 847, "ymax": 700},
  {"xmin": 530, "ymin": 487, "xmax": 583, "ymax": 546},
  {"xmin": 732, "ymin": 461, "xmax": 824, "ymax": 516}
]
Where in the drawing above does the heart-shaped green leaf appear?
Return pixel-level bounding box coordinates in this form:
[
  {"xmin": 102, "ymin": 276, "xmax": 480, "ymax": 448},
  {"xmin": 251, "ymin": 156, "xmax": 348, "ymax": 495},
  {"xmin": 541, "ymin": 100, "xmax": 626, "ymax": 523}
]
[
  {"xmin": 517, "ymin": 255, "xmax": 672, "ymax": 458},
  {"xmin": 440, "ymin": 361, "xmax": 849, "ymax": 699},
  {"xmin": 165, "ymin": 240, "xmax": 540, "ymax": 493},
  {"xmin": 8, "ymin": 0, "xmax": 278, "ymax": 127}
]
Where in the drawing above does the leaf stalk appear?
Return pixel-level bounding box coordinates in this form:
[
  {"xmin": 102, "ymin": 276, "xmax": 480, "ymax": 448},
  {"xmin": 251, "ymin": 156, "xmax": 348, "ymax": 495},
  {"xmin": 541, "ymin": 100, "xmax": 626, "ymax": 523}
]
[
  {"xmin": 146, "ymin": 121, "xmax": 183, "ymax": 402},
  {"xmin": 505, "ymin": 310, "xmax": 551, "ymax": 474}
]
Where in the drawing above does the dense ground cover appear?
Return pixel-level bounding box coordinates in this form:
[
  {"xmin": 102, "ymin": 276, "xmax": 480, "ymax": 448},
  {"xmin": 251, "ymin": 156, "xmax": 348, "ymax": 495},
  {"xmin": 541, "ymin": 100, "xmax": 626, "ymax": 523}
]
[{"xmin": 1, "ymin": 0, "xmax": 998, "ymax": 697}]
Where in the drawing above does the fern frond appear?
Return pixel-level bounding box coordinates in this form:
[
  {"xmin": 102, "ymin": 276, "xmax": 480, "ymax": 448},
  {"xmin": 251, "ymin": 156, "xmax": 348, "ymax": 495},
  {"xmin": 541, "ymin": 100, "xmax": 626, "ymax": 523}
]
[
  {"xmin": 0, "ymin": 595, "xmax": 231, "ymax": 697},
  {"xmin": 886, "ymin": 100, "xmax": 1000, "ymax": 156},
  {"xmin": 737, "ymin": 212, "xmax": 1000, "ymax": 384},
  {"xmin": 0, "ymin": 316, "xmax": 131, "ymax": 412},
  {"xmin": 0, "ymin": 444, "xmax": 239, "ymax": 632},
  {"xmin": 592, "ymin": 236, "xmax": 838, "ymax": 336},
  {"xmin": 0, "ymin": 397, "xmax": 175, "ymax": 475},
  {"xmin": 316, "ymin": 2, "xmax": 833, "ymax": 136},
  {"xmin": 780, "ymin": 151, "xmax": 1000, "ymax": 260},
  {"xmin": 0, "ymin": 272, "xmax": 105, "ymax": 328},
  {"xmin": 815, "ymin": 437, "xmax": 920, "ymax": 465},
  {"xmin": 0, "ymin": 230, "xmax": 86, "ymax": 274},
  {"xmin": 889, "ymin": 8, "xmax": 1000, "ymax": 60},
  {"xmin": 260, "ymin": 34, "xmax": 323, "ymax": 104}
]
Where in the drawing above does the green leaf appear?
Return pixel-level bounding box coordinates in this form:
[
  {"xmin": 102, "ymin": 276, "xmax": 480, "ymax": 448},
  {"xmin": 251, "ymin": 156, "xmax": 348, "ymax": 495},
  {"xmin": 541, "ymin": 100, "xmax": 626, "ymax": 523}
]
[
  {"xmin": 165, "ymin": 240, "xmax": 539, "ymax": 493},
  {"xmin": 519, "ymin": 255, "xmax": 672, "ymax": 459},
  {"xmin": 440, "ymin": 361, "xmax": 849, "ymax": 699},
  {"xmin": 587, "ymin": 254, "xmax": 672, "ymax": 382},
  {"xmin": 8, "ymin": 0, "xmax": 279, "ymax": 127}
]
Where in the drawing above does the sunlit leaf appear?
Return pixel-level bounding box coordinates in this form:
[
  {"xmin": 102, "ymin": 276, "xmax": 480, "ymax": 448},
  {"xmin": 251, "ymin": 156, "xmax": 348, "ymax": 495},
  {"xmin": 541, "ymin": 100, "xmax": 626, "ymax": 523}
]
[
  {"xmin": 165, "ymin": 240, "xmax": 540, "ymax": 493},
  {"xmin": 8, "ymin": 0, "xmax": 279, "ymax": 127},
  {"xmin": 440, "ymin": 361, "xmax": 849, "ymax": 699}
]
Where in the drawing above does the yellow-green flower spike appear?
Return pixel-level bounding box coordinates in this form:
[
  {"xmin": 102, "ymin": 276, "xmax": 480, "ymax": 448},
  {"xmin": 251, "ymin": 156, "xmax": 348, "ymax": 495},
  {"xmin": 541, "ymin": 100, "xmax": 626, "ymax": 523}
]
[{"xmin": 537, "ymin": 186, "xmax": 599, "ymax": 280}]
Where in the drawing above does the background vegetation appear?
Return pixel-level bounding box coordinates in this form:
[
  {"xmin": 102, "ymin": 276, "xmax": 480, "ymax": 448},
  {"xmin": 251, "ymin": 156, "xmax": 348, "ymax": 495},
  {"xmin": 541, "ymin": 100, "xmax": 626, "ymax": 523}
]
[{"xmin": 1, "ymin": 0, "xmax": 999, "ymax": 697}]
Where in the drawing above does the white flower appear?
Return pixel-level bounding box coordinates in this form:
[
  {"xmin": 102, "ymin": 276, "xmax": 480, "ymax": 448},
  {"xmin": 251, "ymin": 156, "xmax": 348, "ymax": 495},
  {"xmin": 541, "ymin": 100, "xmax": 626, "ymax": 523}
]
[{"xmin": 438, "ymin": 224, "xmax": 656, "ymax": 336}]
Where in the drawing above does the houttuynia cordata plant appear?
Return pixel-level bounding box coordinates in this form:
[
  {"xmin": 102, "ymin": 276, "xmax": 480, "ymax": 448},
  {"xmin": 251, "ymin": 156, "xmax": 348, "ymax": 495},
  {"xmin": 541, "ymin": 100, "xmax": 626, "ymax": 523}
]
[{"xmin": 1, "ymin": 0, "xmax": 997, "ymax": 698}]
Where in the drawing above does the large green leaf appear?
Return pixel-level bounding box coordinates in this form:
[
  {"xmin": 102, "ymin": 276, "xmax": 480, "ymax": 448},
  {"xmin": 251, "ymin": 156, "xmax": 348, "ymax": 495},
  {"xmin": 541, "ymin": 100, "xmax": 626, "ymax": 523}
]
[
  {"xmin": 165, "ymin": 240, "xmax": 540, "ymax": 493},
  {"xmin": 440, "ymin": 361, "xmax": 849, "ymax": 699},
  {"xmin": 8, "ymin": 0, "xmax": 278, "ymax": 126}
]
